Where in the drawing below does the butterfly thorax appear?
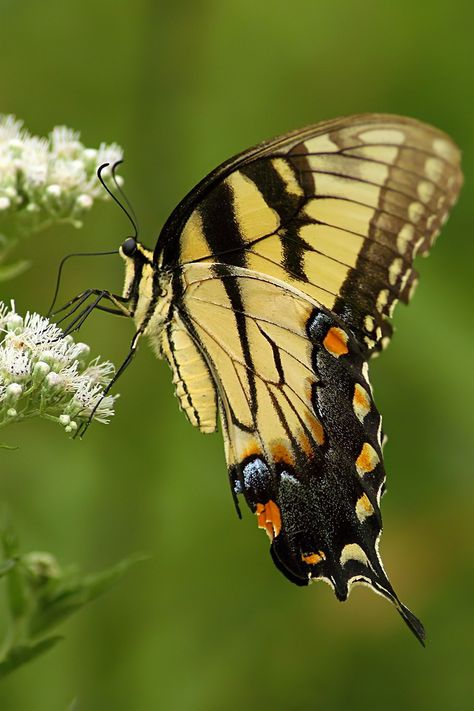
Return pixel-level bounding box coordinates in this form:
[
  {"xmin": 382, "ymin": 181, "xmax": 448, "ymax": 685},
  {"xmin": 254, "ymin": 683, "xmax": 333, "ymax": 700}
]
[{"xmin": 120, "ymin": 241, "xmax": 173, "ymax": 355}]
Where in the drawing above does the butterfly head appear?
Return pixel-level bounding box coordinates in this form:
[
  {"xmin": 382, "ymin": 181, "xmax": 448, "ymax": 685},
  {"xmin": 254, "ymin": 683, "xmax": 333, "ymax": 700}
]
[
  {"xmin": 119, "ymin": 236, "xmax": 153, "ymax": 266},
  {"xmin": 120, "ymin": 236, "xmax": 138, "ymax": 258},
  {"xmin": 119, "ymin": 236, "xmax": 152, "ymax": 293},
  {"xmin": 118, "ymin": 236, "xmax": 168, "ymax": 337}
]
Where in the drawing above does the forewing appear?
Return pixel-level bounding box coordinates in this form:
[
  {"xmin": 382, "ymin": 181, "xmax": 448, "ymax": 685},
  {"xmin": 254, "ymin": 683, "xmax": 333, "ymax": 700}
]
[
  {"xmin": 176, "ymin": 262, "xmax": 425, "ymax": 642},
  {"xmin": 156, "ymin": 114, "xmax": 462, "ymax": 356}
]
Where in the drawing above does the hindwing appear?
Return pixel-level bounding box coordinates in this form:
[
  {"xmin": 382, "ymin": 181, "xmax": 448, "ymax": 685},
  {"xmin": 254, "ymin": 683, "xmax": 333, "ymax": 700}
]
[{"xmin": 169, "ymin": 263, "xmax": 424, "ymax": 641}]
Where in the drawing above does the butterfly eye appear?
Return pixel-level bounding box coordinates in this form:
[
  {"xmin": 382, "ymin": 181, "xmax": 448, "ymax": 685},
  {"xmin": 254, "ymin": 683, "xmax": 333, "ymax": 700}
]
[{"xmin": 121, "ymin": 237, "xmax": 137, "ymax": 257}]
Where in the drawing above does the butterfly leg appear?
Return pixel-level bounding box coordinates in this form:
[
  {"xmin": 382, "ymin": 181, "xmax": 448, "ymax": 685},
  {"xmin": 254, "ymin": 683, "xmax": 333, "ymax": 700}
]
[
  {"xmin": 74, "ymin": 327, "xmax": 143, "ymax": 438},
  {"xmin": 50, "ymin": 287, "xmax": 130, "ymax": 316},
  {"xmin": 52, "ymin": 289, "xmax": 132, "ymax": 336}
]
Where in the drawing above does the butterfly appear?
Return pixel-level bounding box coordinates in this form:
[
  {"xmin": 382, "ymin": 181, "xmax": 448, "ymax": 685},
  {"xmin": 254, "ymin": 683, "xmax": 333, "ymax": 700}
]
[{"xmin": 59, "ymin": 114, "xmax": 463, "ymax": 644}]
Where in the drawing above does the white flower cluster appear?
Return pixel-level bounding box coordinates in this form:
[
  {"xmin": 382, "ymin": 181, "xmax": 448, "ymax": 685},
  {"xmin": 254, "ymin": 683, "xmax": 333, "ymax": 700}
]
[
  {"xmin": 0, "ymin": 114, "xmax": 123, "ymax": 234},
  {"xmin": 0, "ymin": 301, "xmax": 117, "ymax": 434}
]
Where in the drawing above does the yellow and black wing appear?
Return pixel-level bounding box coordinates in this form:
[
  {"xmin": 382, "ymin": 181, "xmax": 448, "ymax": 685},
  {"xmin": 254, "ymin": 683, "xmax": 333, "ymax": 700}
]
[
  {"xmin": 154, "ymin": 114, "xmax": 462, "ymax": 643},
  {"xmin": 156, "ymin": 113, "xmax": 463, "ymax": 355}
]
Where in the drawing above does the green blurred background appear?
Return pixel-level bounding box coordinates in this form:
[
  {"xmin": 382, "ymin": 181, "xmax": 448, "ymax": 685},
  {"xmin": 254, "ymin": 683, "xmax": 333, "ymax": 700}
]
[{"xmin": 1, "ymin": 0, "xmax": 473, "ymax": 708}]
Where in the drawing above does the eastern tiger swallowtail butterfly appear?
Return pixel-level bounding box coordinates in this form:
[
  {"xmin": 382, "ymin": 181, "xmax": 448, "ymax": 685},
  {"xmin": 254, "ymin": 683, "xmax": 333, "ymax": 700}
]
[{"xmin": 59, "ymin": 114, "xmax": 463, "ymax": 644}]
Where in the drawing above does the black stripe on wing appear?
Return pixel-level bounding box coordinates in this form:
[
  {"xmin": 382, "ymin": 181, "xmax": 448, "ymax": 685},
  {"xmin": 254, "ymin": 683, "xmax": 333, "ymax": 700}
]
[
  {"xmin": 199, "ymin": 181, "xmax": 247, "ymax": 268},
  {"xmin": 240, "ymin": 160, "xmax": 309, "ymax": 282}
]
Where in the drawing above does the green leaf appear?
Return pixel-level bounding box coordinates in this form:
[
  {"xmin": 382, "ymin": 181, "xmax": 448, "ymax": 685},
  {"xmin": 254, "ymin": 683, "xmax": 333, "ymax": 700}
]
[
  {"xmin": 29, "ymin": 554, "xmax": 146, "ymax": 637},
  {"xmin": 0, "ymin": 636, "xmax": 62, "ymax": 680},
  {"xmin": 0, "ymin": 558, "xmax": 17, "ymax": 578}
]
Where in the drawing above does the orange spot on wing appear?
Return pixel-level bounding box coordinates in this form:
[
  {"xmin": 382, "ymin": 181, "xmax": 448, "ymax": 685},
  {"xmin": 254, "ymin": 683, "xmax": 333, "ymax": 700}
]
[
  {"xmin": 240, "ymin": 440, "xmax": 261, "ymax": 460},
  {"xmin": 256, "ymin": 500, "xmax": 281, "ymax": 540},
  {"xmin": 306, "ymin": 415, "xmax": 325, "ymax": 445},
  {"xmin": 304, "ymin": 378, "xmax": 314, "ymax": 402},
  {"xmin": 354, "ymin": 384, "xmax": 369, "ymax": 409},
  {"xmin": 271, "ymin": 442, "xmax": 295, "ymax": 466},
  {"xmin": 301, "ymin": 551, "xmax": 326, "ymax": 565},
  {"xmin": 355, "ymin": 494, "xmax": 374, "ymax": 522},
  {"xmin": 355, "ymin": 442, "xmax": 380, "ymax": 475},
  {"xmin": 353, "ymin": 383, "xmax": 371, "ymax": 422},
  {"xmin": 323, "ymin": 327, "xmax": 349, "ymax": 357},
  {"xmin": 299, "ymin": 431, "xmax": 314, "ymax": 457},
  {"xmin": 358, "ymin": 494, "xmax": 373, "ymax": 512}
]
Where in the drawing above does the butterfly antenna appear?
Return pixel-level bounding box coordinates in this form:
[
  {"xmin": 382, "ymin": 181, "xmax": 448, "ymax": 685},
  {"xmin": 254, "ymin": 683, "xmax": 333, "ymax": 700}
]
[
  {"xmin": 97, "ymin": 162, "xmax": 138, "ymax": 238},
  {"xmin": 47, "ymin": 250, "xmax": 117, "ymax": 316},
  {"xmin": 111, "ymin": 160, "xmax": 140, "ymax": 239}
]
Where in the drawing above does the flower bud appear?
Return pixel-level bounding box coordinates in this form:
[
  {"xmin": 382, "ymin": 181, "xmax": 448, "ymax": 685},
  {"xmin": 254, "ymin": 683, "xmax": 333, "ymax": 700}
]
[
  {"xmin": 23, "ymin": 551, "xmax": 61, "ymax": 585},
  {"xmin": 46, "ymin": 184, "xmax": 62, "ymax": 197},
  {"xmin": 76, "ymin": 194, "xmax": 93, "ymax": 210},
  {"xmin": 4, "ymin": 186, "xmax": 17, "ymax": 199},
  {"xmin": 83, "ymin": 148, "xmax": 97, "ymax": 161},
  {"xmin": 5, "ymin": 382, "xmax": 22, "ymax": 401},
  {"xmin": 74, "ymin": 342, "xmax": 90, "ymax": 360},
  {"xmin": 5, "ymin": 313, "xmax": 23, "ymax": 331},
  {"xmin": 45, "ymin": 371, "xmax": 62, "ymax": 388},
  {"xmin": 32, "ymin": 360, "xmax": 50, "ymax": 384}
]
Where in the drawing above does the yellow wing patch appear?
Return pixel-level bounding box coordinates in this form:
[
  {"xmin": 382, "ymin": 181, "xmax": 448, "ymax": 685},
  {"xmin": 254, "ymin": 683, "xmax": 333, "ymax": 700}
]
[
  {"xmin": 226, "ymin": 171, "xmax": 280, "ymax": 241},
  {"xmin": 180, "ymin": 263, "xmax": 325, "ymax": 469}
]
